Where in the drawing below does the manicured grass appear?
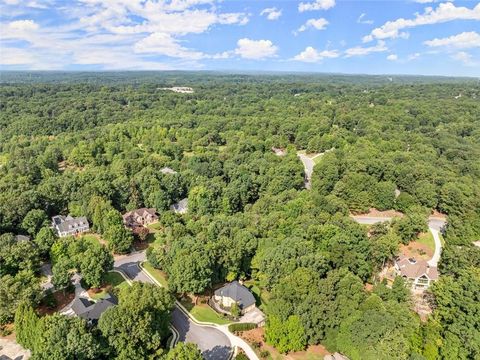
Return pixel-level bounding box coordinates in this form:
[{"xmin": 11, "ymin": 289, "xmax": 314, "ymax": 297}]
[
  {"xmin": 91, "ymin": 271, "xmax": 128, "ymax": 300},
  {"xmin": 312, "ymin": 154, "xmax": 324, "ymax": 165},
  {"xmin": 179, "ymin": 299, "xmax": 231, "ymax": 325},
  {"xmin": 147, "ymin": 222, "xmax": 162, "ymax": 231},
  {"xmin": 143, "ymin": 262, "xmax": 169, "ymax": 289},
  {"xmin": 417, "ymin": 231, "xmax": 435, "ymax": 252}
]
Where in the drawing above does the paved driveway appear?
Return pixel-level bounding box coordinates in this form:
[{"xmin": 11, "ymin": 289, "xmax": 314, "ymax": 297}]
[{"xmin": 113, "ymin": 252, "xmax": 232, "ymax": 360}]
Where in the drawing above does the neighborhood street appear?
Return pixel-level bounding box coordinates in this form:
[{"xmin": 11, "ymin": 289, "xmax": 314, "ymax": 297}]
[{"xmin": 113, "ymin": 251, "xmax": 233, "ymax": 360}]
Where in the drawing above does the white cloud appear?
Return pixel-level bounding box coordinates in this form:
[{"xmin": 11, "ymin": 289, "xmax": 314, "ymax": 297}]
[
  {"xmin": 451, "ymin": 51, "xmax": 477, "ymax": 66},
  {"xmin": 424, "ymin": 31, "xmax": 480, "ymax": 49},
  {"xmin": 134, "ymin": 32, "xmax": 205, "ymax": 59},
  {"xmin": 408, "ymin": 52, "xmax": 421, "ymax": 60},
  {"xmin": 298, "ymin": 0, "xmax": 335, "ymax": 12},
  {"xmin": 363, "ymin": 2, "xmax": 480, "ymax": 42},
  {"xmin": 387, "ymin": 54, "xmax": 398, "ymax": 61},
  {"xmin": 8, "ymin": 19, "xmax": 38, "ymax": 31},
  {"xmin": 297, "ymin": 18, "xmax": 329, "ymax": 32},
  {"xmin": 293, "ymin": 46, "xmax": 339, "ymax": 62},
  {"xmin": 260, "ymin": 7, "xmax": 282, "ymax": 21},
  {"xmin": 0, "ymin": 47, "xmax": 36, "ymax": 65},
  {"xmin": 345, "ymin": 41, "xmax": 388, "ymax": 57},
  {"xmin": 357, "ymin": 13, "xmax": 373, "ymax": 25},
  {"xmin": 234, "ymin": 38, "xmax": 278, "ymax": 59}
]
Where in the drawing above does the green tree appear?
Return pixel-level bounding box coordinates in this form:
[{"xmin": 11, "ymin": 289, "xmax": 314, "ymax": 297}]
[
  {"xmin": 99, "ymin": 282, "xmax": 174, "ymax": 359},
  {"xmin": 104, "ymin": 225, "xmax": 133, "ymax": 254},
  {"xmin": 168, "ymin": 248, "xmax": 213, "ymax": 294},
  {"xmin": 266, "ymin": 315, "xmax": 306, "ymax": 353},
  {"xmin": 32, "ymin": 314, "xmax": 101, "ymax": 360},
  {"xmin": 80, "ymin": 244, "xmax": 113, "ymax": 288},
  {"xmin": 14, "ymin": 302, "xmax": 39, "ymax": 350},
  {"xmin": 21, "ymin": 209, "xmax": 49, "ymax": 237},
  {"xmin": 165, "ymin": 342, "xmax": 203, "ymax": 360},
  {"xmin": 34, "ymin": 227, "xmax": 57, "ymax": 256}
]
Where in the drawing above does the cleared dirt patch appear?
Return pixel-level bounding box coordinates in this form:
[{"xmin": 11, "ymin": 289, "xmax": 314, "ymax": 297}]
[
  {"xmin": 399, "ymin": 241, "xmax": 433, "ymax": 260},
  {"xmin": 240, "ymin": 327, "xmax": 331, "ymax": 360}
]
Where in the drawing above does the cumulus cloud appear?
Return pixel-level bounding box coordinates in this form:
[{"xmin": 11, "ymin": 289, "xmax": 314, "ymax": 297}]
[
  {"xmin": 408, "ymin": 53, "xmax": 421, "ymax": 60},
  {"xmin": 8, "ymin": 19, "xmax": 39, "ymax": 31},
  {"xmin": 298, "ymin": 0, "xmax": 335, "ymax": 12},
  {"xmin": 297, "ymin": 18, "xmax": 329, "ymax": 32},
  {"xmin": 345, "ymin": 41, "xmax": 388, "ymax": 57},
  {"xmin": 387, "ymin": 54, "xmax": 398, "ymax": 61},
  {"xmin": 451, "ymin": 51, "xmax": 477, "ymax": 66},
  {"xmin": 363, "ymin": 2, "xmax": 480, "ymax": 42},
  {"xmin": 293, "ymin": 46, "xmax": 339, "ymax": 62},
  {"xmin": 134, "ymin": 32, "xmax": 205, "ymax": 59},
  {"xmin": 260, "ymin": 7, "xmax": 282, "ymax": 20},
  {"xmin": 424, "ymin": 31, "xmax": 480, "ymax": 49},
  {"xmin": 357, "ymin": 13, "xmax": 373, "ymax": 25},
  {"xmin": 234, "ymin": 38, "xmax": 278, "ymax": 59}
]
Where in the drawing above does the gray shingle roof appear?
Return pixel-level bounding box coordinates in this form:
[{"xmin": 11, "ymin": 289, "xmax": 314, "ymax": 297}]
[
  {"xmin": 214, "ymin": 281, "xmax": 256, "ymax": 309},
  {"xmin": 53, "ymin": 215, "xmax": 89, "ymax": 233},
  {"xmin": 72, "ymin": 295, "xmax": 117, "ymax": 322}
]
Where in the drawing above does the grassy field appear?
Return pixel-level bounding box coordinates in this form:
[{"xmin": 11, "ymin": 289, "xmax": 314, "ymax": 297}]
[
  {"xmin": 91, "ymin": 271, "xmax": 129, "ymax": 300},
  {"xmin": 147, "ymin": 222, "xmax": 162, "ymax": 231},
  {"xmin": 143, "ymin": 262, "xmax": 169, "ymax": 289},
  {"xmin": 417, "ymin": 231, "xmax": 435, "ymax": 253},
  {"xmin": 312, "ymin": 154, "xmax": 324, "ymax": 165},
  {"xmin": 180, "ymin": 299, "xmax": 231, "ymax": 325}
]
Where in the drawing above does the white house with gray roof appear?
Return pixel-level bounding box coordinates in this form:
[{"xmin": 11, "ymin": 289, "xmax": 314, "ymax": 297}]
[
  {"xmin": 213, "ymin": 281, "xmax": 256, "ymax": 315},
  {"xmin": 52, "ymin": 215, "xmax": 90, "ymax": 237}
]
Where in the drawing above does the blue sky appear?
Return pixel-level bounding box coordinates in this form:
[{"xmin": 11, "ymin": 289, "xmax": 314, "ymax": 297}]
[{"xmin": 0, "ymin": 0, "xmax": 479, "ymax": 76}]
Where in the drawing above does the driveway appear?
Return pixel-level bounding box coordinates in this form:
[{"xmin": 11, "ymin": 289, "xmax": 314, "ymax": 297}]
[
  {"xmin": 113, "ymin": 252, "xmax": 233, "ymax": 360},
  {"xmin": 297, "ymin": 153, "xmax": 314, "ymax": 190},
  {"xmin": 351, "ymin": 215, "xmax": 445, "ymax": 267}
]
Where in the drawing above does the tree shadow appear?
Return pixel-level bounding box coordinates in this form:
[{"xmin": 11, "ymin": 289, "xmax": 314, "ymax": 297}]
[{"xmin": 203, "ymin": 345, "xmax": 231, "ymax": 360}]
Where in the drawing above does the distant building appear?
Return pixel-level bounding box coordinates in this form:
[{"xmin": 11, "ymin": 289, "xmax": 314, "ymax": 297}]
[
  {"xmin": 122, "ymin": 208, "xmax": 158, "ymax": 228},
  {"xmin": 171, "ymin": 198, "xmax": 188, "ymax": 214},
  {"xmin": 71, "ymin": 294, "xmax": 117, "ymax": 325},
  {"xmin": 213, "ymin": 281, "xmax": 256, "ymax": 315},
  {"xmin": 159, "ymin": 86, "xmax": 194, "ymax": 94},
  {"xmin": 160, "ymin": 167, "xmax": 177, "ymax": 175},
  {"xmin": 395, "ymin": 255, "xmax": 439, "ymax": 290},
  {"xmin": 52, "ymin": 215, "xmax": 89, "ymax": 238}
]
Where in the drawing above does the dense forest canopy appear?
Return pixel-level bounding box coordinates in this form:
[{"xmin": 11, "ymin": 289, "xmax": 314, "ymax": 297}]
[{"xmin": 1, "ymin": 72, "xmax": 479, "ymax": 359}]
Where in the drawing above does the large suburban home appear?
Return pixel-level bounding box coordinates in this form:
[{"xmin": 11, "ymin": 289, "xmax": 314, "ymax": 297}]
[
  {"xmin": 52, "ymin": 215, "xmax": 90, "ymax": 237},
  {"xmin": 122, "ymin": 208, "xmax": 158, "ymax": 228},
  {"xmin": 71, "ymin": 294, "xmax": 117, "ymax": 325},
  {"xmin": 395, "ymin": 255, "xmax": 439, "ymax": 290},
  {"xmin": 213, "ymin": 281, "xmax": 256, "ymax": 315}
]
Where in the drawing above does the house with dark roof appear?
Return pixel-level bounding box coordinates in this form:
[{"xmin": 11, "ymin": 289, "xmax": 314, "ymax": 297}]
[
  {"xmin": 52, "ymin": 215, "xmax": 89, "ymax": 238},
  {"xmin": 122, "ymin": 208, "xmax": 158, "ymax": 228},
  {"xmin": 395, "ymin": 255, "xmax": 439, "ymax": 290},
  {"xmin": 71, "ymin": 294, "xmax": 117, "ymax": 324},
  {"xmin": 213, "ymin": 281, "xmax": 256, "ymax": 315}
]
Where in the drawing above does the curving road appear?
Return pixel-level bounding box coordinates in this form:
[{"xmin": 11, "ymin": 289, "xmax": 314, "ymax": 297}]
[{"xmin": 114, "ymin": 252, "xmax": 232, "ymax": 360}]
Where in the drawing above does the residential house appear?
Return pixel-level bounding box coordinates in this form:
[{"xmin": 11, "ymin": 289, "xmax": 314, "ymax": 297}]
[
  {"xmin": 71, "ymin": 294, "xmax": 117, "ymax": 325},
  {"xmin": 395, "ymin": 255, "xmax": 439, "ymax": 290},
  {"xmin": 213, "ymin": 281, "xmax": 256, "ymax": 315},
  {"xmin": 122, "ymin": 208, "xmax": 158, "ymax": 228},
  {"xmin": 52, "ymin": 215, "xmax": 90, "ymax": 238},
  {"xmin": 171, "ymin": 198, "xmax": 188, "ymax": 214}
]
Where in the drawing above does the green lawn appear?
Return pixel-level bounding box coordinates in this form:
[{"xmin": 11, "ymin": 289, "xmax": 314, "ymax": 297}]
[
  {"xmin": 143, "ymin": 262, "xmax": 169, "ymax": 289},
  {"xmin": 179, "ymin": 299, "xmax": 231, "ymax": 325},
  {"xmin": 417, "ymin": 231, "xmax": 435, "ymax": 253},
  {"xmin": 91, "ymin": 271, "xmax": 129, "ymax": 300},
  {"xmin": 244, "ymin": 280, "xmax": 270, "ymax": 309},
  {"xmin": 312, "ymin": 154, "xmax": 324, "ymax": 165},
  {"xmin": 147, "ymin": 222, "xmax": 162, "ymax": 231}
]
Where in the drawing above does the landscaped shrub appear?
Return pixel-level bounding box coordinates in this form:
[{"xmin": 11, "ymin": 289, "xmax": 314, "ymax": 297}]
[{"xmin": 228, "ymin": 322, "xmax": 257, "ymax": 332}]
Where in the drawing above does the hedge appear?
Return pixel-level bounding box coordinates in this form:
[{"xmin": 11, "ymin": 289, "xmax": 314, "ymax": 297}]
[{"xmin": 228, "ymin": 322, "xmax": 257, "ymax": 332}]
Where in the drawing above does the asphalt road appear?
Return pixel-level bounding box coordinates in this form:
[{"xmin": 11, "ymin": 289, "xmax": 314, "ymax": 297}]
[{"xmin": 114, "ymin": 251, "xmax": 232, "ymax": 360}]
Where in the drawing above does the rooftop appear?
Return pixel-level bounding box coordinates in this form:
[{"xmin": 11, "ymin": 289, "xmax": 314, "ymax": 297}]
[
  {"xmin": 396, "ymin": 255, "xmax": 439, "ymax": 280},
  {"xmin": 215, "ymin": 281, "xmax": 256, "ymax": 309}
]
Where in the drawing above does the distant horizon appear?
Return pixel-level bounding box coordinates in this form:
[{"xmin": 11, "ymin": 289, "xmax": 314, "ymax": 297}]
[
  {"xmin": 1, "ymin": 69, "xmax": 478, "ymax": 80},
  {"xmin": 1, "ymin": 1, "xmax": 479, "ymax": 77}
]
